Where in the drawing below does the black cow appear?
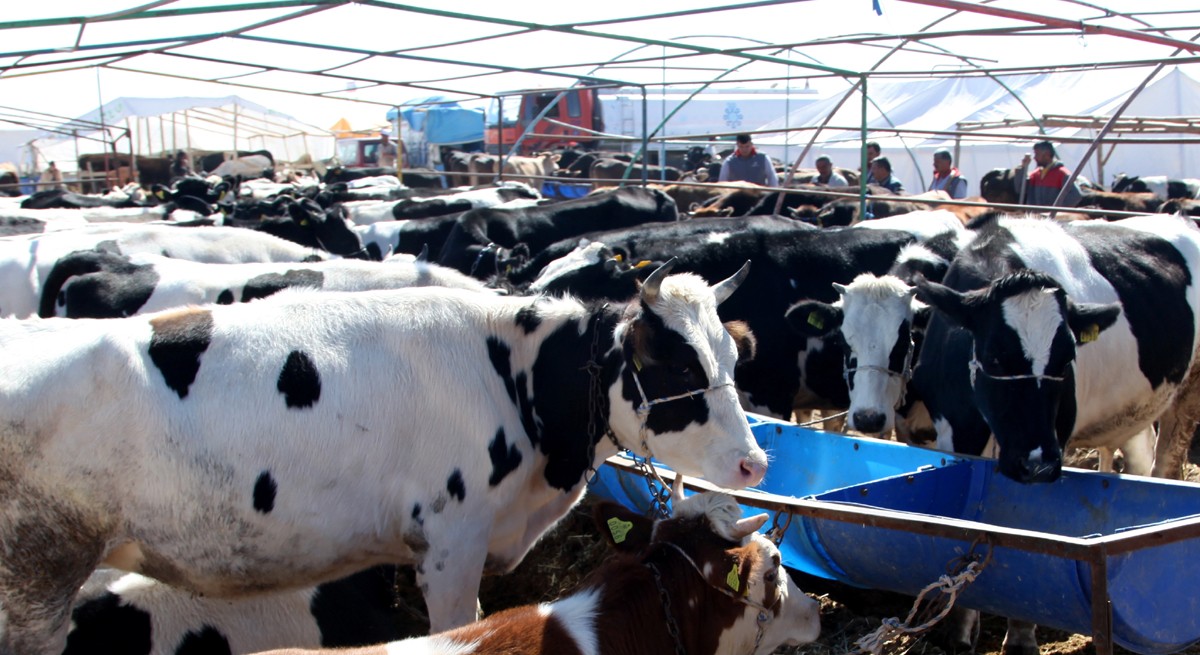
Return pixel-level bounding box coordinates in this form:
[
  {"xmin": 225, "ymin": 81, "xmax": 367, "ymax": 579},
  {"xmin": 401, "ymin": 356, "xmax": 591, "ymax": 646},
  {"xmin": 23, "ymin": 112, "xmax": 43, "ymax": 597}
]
[
  {"xmin": 232, "ymin": 197, "xmax": 367, "ymax": 258},
  {"xmin": 437, "ymin": 186, "xmax": 679, "ymax": 277}
]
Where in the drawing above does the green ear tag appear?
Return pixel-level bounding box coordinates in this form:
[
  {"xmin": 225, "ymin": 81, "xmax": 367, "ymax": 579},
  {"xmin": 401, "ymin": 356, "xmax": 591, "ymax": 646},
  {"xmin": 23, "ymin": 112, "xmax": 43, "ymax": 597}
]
[
  {"xmin": 726, "ymin": 563, "xmax": 741, "ymax": 593},
  {"xmin": 1080, "ymin": 324, "xmax": 1100, "ymax": 344},
  {"xmin": 807, "ymin": 311, "xmax": 825, "ymax": 330},
  {"xmin": 607, "ymin": 517, "xmax": 633, "ymax": 544}
]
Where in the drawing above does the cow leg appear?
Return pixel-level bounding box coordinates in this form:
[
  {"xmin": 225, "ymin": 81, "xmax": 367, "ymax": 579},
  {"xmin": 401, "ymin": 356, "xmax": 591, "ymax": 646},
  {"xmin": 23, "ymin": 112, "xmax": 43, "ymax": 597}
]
[
  {"xmin": 1154, "ymin": 365, "xmax": 1200, "ymax": 478},
  {"xmin": 416, "ymin": 521, "xmax": 490, "ymax": 633},
  {"xmin": 0, "ymin": 498, "xmax": 106, "ymax": 655},
  {"xmin": 940, "ymin": 606, "xmax": 980, "ymax": 653},
  {"xmin": 1117, "ymin": 427, "xmax": 1155, "ymax": 476},
  {"xmin": 1001, "ymin": 619, "xmax": 1038, "ymax": 655}
]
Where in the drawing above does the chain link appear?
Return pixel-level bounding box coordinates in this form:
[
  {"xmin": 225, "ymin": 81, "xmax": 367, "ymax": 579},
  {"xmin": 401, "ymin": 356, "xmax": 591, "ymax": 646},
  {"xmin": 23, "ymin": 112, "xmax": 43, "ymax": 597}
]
[
  {"xmin": 648, "ymin": 561, "xmax": 688, "ymax": 655},
  {"xmin": 583, "ymin": 307, "xmax": 619, "ymax": 483}
]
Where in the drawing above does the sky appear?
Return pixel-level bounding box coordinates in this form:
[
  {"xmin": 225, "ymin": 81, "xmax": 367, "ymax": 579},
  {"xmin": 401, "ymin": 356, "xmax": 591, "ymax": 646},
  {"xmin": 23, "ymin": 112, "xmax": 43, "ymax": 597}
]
[{"xmin": 1, "ymin": 1, "xmax": 1197, "ymax": 133}]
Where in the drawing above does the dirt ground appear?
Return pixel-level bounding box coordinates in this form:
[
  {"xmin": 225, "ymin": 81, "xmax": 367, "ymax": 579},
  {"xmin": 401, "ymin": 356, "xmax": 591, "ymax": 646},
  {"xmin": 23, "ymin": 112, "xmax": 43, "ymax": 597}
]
[{"xmin": 385, "ymin": 435, "xmax": 1200, "ymax": 655}]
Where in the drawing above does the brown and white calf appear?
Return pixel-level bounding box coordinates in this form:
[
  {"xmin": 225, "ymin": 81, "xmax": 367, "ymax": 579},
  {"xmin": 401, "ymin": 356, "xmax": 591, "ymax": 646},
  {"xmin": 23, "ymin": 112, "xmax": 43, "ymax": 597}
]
[{"xmin": 251, "ymin": 492, "xmax": 820, "ymax": 655}]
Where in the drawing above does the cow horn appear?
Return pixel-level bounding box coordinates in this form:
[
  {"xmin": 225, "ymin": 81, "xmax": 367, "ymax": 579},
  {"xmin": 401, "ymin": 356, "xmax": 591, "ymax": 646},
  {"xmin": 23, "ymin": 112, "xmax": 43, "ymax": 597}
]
[
  {"xmin": 730, "ymin": 513, "xmax": 770, "ymax": 540},
  {"xmin": 712, "ymin": 260, "xmax": 751, "ymax": 305},
  {"xmin": 640, "ymin": 257, "xmax": 677, "ymax": 304},
  {"xmin": 670, "ymin": 473, "xmax": 686, "ymax": 503}
]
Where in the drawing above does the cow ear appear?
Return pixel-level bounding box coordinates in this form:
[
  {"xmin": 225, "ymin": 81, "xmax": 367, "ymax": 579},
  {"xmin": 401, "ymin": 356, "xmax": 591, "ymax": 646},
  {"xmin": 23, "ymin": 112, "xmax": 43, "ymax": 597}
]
[
  {"xmin": 1067, "ymin": 300, "xmax": 1121, "ymax": 345},
  {"xmin": 593, "ymin": 502, "xmax": 654, "ymax": 553},
  {"xmin": 719, "ymin": 550, "xmax": 755, "ymax": 597},
  {"xmin": 724, "ymin": 320, "xmax": 757, "ymax": 363},
  {"xmin": 785, "ymin": 300, "xmax": 842, "ymax": 337},
  {"xmin": 911, "ymin": 300, "xmax": 933, "ymax": 333},
  {"xmin": 915, "ymin": 278, "xmax": 975, "ymax": 330}
]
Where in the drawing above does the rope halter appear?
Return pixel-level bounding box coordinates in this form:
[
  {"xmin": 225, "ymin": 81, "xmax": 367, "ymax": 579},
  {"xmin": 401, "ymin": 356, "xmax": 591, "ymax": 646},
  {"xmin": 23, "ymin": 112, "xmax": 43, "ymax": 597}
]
[
  {"xmin": 628, "ymin": 361, "xmax": 735, "ymax": 458},
  {"xmin": 842, "ymin": 330, "xmax": 916, "ymax": 409},
  {"xmin": 968, "ymin": 352, "xmax": 1069, "ymax": 389}
]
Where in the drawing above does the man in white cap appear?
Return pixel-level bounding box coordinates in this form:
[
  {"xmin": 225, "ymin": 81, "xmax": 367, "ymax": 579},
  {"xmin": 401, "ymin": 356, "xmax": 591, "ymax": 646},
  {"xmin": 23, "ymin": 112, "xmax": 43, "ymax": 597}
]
[{"xmin": 378, "ymin": 128, "xmax": 398, "ymax": 169}]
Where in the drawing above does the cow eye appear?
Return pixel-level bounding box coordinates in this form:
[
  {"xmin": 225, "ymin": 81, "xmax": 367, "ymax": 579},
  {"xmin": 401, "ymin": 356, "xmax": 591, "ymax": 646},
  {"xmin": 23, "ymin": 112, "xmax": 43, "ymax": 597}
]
[{"xmin": 764, "ymin": 569, "xmax": 778, "ymax": 583}]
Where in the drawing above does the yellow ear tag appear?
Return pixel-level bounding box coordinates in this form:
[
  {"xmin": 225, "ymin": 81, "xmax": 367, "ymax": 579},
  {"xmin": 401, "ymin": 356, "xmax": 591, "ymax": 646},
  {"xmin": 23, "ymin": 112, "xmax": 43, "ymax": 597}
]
[
  {"xmin": 1080, "ymin": 324, "xmax": 1100, "ymax": 344},
  {"xmin": 633, "ymin": 355, "xmax": 643, "ymax": 372},
  {"xmin": 300, "ymin": 219, "xmax": 309, "ymax": 227},
  {"xmin": 156, "ymin": 190, "xmax": 165, "ymax": 199},
  {"xmin": 607, "ymin": 517, "xmax": 633, "ymax": 544},
  {"xmin": 726, "ymin": 563, "xmax": 741, "ymax": 593},
  {"xmin": 218, "ymin": 190, "xmax": 227, "ymax": 202},
  {"xmin": 807, "ymin": 311, "xmax": 825, "ymax": 330},
  {"xmin": 613, "ymin": 253, "xmax": 624, "ymax": 262},
  {"xmin": 635, "ymin": 259, "xmax": 651, "ymax": 268}
]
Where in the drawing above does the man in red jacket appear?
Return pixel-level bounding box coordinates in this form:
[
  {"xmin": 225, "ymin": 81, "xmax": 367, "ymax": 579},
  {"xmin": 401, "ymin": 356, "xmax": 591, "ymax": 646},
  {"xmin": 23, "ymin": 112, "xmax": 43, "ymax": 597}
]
[{"xmin": 1020, "ymin": 140, "xmax": 1081, "ymax": 207}]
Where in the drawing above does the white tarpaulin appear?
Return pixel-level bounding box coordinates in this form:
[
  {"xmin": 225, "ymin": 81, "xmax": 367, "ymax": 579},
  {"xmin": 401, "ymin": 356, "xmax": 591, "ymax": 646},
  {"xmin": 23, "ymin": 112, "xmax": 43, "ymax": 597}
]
[
  {"xmin": 28, "ymin": 95, "xmax": 335, "ymax": 174},
  {"xmin": 754, "ymin": 67, "xmax": 1200, "ymax": 194}
]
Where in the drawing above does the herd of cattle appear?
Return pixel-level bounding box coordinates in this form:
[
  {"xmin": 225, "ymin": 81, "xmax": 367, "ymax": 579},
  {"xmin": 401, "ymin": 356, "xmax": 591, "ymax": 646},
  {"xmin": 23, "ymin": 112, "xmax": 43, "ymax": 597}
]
[{"xmin": 1, "ymin": 155, "xmax": 1199, "ymax": 655}]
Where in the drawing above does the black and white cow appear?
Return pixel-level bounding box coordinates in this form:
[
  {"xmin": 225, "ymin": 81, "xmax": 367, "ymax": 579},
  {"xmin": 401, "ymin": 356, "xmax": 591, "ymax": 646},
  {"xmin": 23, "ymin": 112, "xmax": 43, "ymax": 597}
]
[
  {"xmin": 64, "ymin": 565, "xmax": 406, "ymax": 654},
  {"xmin": 784, "ymin": 274, "xmax": 926, "ymax": 436},
  {"xmin": 42, "ymin": 251, "xmax": 492, "ymax": 318},
  {"xmin": 344, "ymin": 183, "xmax": 541, "ymax": 225},
  {"xmin": 1111, "ymin": 173, "xmax": 1200, "ymax": 200},
  {"xmin": 912, "ymin": 213, "xmax": 1200, "ymax": 483},
  {"xmin": 498, "ymin": 216, "xmax": 918, "ymax": 419},
  {"xmin": 0, "ymin": 224, "xmax": 329, "ymax": 318},
  {"xmin": 437, "ymin": 186, "xmax": 679, "ymax": 277},
  {"xmin": 0, "ymin": 261, "xmax": 766, "ymax": 654}
]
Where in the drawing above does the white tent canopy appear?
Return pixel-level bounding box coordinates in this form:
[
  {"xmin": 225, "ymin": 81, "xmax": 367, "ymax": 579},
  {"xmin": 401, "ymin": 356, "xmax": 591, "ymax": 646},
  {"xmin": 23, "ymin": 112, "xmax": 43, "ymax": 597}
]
[
  {"xmin": 28, "ymin": 95, "xmax": 335, "ymax": 174},
  {"xmin": 754, "ymin": 67, "xmax": 1200, "ymax": 194}
]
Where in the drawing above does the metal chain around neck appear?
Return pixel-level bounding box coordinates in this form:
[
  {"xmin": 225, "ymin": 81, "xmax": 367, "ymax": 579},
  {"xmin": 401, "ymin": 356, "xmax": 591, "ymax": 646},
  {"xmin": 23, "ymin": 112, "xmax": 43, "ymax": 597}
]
[
  {"xmin": 584, "ymin": 306, "xmax": 620, "ymax": 482},
  {"xmin": 648, "ymin": 561, "xmax": 689, "ymax": 655},
  {"xmin": 656, "ymin": 541, "xmax": 777, "ymax": 651}
]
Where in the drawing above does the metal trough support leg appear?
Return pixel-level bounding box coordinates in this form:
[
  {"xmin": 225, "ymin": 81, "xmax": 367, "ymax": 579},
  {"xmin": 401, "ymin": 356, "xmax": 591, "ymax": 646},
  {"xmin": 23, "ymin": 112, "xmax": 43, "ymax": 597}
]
[{"xmin": 1090, "ymin": 553, "xmax": 1113, "ymax": 655}]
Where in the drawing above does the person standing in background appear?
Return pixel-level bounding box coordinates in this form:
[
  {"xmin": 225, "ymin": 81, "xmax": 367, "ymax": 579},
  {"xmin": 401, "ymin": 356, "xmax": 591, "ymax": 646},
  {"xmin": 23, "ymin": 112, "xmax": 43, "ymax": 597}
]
[
  {"xmin": 41, "ymin": 161, "xmax": 64, "ymax": 190},
  {"xmin": 928, "ymin": 149, "xmax": 968, "ymax": 199},
  {"xmin": 1020, "ymin": 140, "xmax": 1081, "ymax": 207},
  {"xmin": 378, "ymin": 129, "xmax": 398, "ymax": 169},
  {"xmin": 719, "ymin": 133, "xmax": 779, "ymax": 187}
]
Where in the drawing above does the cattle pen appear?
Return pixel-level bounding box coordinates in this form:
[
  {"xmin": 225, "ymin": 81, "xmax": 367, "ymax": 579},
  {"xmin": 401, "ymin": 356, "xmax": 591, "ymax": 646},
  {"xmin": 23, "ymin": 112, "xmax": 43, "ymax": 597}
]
[
  {"xmin": 596, "ymin": 415, "xmax": 1200, "ymax": 655},
  {"xmin": 7, "ymin": 3, "xmax": 1200, "ymax": 655}
]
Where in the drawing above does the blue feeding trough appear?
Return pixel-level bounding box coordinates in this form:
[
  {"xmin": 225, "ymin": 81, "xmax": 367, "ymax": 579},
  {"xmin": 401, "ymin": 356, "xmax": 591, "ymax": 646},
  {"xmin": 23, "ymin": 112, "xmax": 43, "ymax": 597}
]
[{"xmin": 590, "ymin": 414, "xmax": 1200, "ymax": 655}]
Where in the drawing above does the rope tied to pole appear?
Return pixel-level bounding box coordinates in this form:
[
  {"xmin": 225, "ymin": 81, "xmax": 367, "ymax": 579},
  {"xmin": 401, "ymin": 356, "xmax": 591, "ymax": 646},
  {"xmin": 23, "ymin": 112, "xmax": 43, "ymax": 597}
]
[{"xmin": 850, "ymin": 537, "xmax": 993, "ymax": 655}]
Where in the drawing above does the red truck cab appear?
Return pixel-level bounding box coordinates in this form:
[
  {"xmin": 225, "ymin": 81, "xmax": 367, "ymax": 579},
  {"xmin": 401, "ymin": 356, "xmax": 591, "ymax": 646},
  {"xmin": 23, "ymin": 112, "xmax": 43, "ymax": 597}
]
[{"xmin": 486, "ymin": 87, "xmax": 602, "ymax": 155}]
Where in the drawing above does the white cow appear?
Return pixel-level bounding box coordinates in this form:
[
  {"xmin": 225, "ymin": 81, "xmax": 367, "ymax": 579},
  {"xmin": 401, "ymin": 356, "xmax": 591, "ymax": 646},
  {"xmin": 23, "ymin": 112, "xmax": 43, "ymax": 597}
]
[{"xmin": 0, "ymin": 261, "xmax": 766, "ymax": 654}]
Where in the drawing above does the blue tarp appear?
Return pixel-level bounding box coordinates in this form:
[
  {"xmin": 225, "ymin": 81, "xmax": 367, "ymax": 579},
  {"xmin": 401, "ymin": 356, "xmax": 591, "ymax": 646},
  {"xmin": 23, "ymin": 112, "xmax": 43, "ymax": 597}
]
[{"xmin": 391, "ymin": 97, "xmax": 484, "ymax": 145}]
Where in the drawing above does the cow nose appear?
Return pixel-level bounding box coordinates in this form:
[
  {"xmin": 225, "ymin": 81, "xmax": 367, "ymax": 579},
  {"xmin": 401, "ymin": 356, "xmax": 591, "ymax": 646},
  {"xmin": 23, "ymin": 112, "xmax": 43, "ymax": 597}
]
[
  {"xmin": 851, "ymin": 409, "xmax": 886, "ymax": 435},
  {"xmin": 739, "ymin": 456, "xmax": 767, "ymax": 487}
]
